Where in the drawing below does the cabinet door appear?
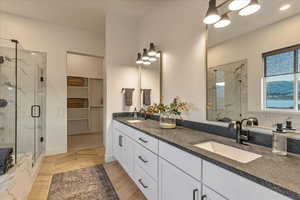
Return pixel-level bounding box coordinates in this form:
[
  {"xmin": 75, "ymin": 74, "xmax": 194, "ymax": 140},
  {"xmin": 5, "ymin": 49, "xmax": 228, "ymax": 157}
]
[
  {"xmin": 122, "ymin": 135, "xmax": 134, "ymax": 178},
  {"xmin": 159, "ymin": 158, "xmax": 201, "ymax": 200},
  {"xmin": 202, "ymin": 186, "xmax": 227, "ymax": 200}
]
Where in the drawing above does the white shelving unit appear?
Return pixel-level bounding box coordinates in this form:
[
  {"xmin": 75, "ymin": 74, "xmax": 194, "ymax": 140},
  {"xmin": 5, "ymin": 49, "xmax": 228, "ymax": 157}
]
[{"xmin": 67, "ymin": 76, "xmax": 103, "ymax": 136}]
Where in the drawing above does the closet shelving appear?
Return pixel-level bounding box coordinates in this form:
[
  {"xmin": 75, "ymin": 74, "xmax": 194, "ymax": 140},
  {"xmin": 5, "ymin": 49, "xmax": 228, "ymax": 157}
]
[{"xmin": 67, "ymin": 76, "xmax": 103, "ymax": 135}]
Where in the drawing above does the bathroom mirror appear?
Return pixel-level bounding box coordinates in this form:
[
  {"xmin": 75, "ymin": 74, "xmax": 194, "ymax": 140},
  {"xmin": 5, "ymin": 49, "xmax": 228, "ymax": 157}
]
[
  {"xmin": 140, "ymin": 53, "xmax": 162, "ymax": 108},
  {"xmin": 206, "ymin": 0, "xmax": 300, "ymax": 124}
]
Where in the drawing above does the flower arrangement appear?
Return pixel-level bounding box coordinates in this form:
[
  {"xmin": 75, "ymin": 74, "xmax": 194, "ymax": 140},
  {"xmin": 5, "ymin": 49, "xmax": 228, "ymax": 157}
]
[{"xmin": 146, "ymin": 97, "xmax": 189, "ymax": 129}]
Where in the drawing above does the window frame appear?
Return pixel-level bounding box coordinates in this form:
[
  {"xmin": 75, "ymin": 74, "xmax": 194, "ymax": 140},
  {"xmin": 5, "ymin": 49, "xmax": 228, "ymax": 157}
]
[{"xmin": 262, "ymin": 44, "xmax": 300, "ymax": 112}]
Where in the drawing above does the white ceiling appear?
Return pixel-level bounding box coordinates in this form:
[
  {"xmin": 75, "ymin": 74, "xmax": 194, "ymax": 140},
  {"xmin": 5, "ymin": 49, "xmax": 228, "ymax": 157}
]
[
  {"xmin": 209, "ymin": 0, "xmax": 300, "ymax": 46},
  {"xmin": 0, "ymin": 0, "xmax": 107, "ymax": 33},
  {"xmin": 0, "ymin": 0, "xmax": 184, "ymax": 34}
]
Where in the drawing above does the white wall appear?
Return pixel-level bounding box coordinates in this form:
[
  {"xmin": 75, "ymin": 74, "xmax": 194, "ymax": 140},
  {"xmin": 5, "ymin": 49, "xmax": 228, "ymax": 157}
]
[
  {"xmin": 208, "ymin": 14, "xmax": 300, "ymax": 127},
  {"xmin": 0, "ymin": 12, "xmax": 104, "ymax": 155},
  {"xmin": 104, "ymin": 11, "xmax": 139, "ymax": 161},
  {"xmin": 137, "ymin": 0, "xmax": 207, "ymax": 122}
]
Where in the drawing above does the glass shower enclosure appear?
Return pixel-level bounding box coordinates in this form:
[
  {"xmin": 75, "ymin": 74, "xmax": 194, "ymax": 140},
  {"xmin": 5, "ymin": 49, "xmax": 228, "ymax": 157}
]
[{"xmin": 0, "ymin": 38, "xmax": 46, "ymax": 165}]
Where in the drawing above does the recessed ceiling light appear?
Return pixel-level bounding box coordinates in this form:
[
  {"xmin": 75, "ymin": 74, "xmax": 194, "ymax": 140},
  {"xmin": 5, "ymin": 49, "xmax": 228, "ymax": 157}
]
[{"xmin": 280, "ymin": 4, "xmax": 291, "ymax": 11}]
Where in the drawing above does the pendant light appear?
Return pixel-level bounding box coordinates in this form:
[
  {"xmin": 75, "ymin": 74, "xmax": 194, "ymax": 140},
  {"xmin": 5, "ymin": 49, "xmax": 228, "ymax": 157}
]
[
  {"xmin": 148, "ymin": 43, "xmax": 157, "ymax": 56},
  {"xmin": 156, "ymin": 51, "xmax": 161, "ymax": 58},
  {"xmin": 228, "ymin": 0, "xmax": 251, "ymax": 11},
  {"xmin": 136, "ymin": 53, "xmax": 143, "ymax": 64},
  {"xmin": 203, "ymin": 0, "xmax": 221, "ymax": 24},
  {"xmin": 149, "ymin": 56, "xmax": 157, "ymax": 62},
  {"xmin": 239, "ymin": 0, "xmax": 261, "ymax": 16},
  {"xmin": 142, "ymin": 49, "xmax": 149, "ymax": 61},
  {"xmin": 143, "ymin": 60, "xmax": 151, "ymax": 65},
  {"xmin": 214, "ymin": 13, "xmax": 231, "ymax": 28}
]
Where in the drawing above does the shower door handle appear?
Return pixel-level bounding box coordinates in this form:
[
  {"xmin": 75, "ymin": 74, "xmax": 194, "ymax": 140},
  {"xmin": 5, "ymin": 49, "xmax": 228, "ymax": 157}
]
[{"xmin": 31, "ymin": 105, "xmax": 41, "ymax": 118}]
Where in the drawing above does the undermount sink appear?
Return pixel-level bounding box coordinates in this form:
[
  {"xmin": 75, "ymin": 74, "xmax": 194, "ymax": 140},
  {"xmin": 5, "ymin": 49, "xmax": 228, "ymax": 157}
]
[
  {"xmin": 193, "ymin": 141, "xmax": 262, "ymax": 163},
  {"xmin": 127, "ymin": 120, "xmax": 144, "ymax": 123}
]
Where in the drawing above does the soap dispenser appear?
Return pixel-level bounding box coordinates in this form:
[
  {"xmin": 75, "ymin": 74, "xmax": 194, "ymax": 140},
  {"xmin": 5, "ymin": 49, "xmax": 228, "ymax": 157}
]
[{"xmin": 272, "ymin": 123, "xmax": 287, "ymax": 156}]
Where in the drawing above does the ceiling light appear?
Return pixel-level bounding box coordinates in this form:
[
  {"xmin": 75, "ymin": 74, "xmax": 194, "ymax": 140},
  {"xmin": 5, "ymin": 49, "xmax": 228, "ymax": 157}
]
[
  {"xmin": 214, "ymin": 13, "xmax": 231, "ymax": 28},
  {"xmin": 239, "ymin": 0, "xmax": 261, "ymax": 16},
  {"xmin": 143, "ymin": 60, "xmax": 151, "ymax": 65},
  {"xmin": 228, "ymin": 0, "xmax": 251, "ymax": 11},
  {"xmin": 136, "ymin": 53, "xmax": 143, "ymax": 64},
  {"xmin": 142, "ymin": 49, "xmax": 149, "ymax": 61},
  {"xmin": 280, "ymin": 4, "xmax": 291, "ymax": 11},
  {"xmin": 149, "ymin": 56, "xmax": 157, "ymax": 62},
  {"xmin": 148, "ymin": 43, "xmax": 157, "ymax": 56},
  {"xmin": 203, "ymin": 0, "xmax": 221, "ymax": 24}
]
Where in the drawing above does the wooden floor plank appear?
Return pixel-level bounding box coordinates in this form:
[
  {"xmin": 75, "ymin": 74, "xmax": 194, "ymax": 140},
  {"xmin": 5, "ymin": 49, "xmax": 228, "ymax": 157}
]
[{"xmin": 28, "ymin": 147, "xmax": 146, "ymax": 200}]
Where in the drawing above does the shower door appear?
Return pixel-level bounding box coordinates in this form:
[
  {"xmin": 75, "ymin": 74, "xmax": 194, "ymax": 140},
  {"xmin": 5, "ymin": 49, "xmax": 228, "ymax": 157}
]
[{"xmin": 17, "ymin": 48, "xmax": 46, "ymax": 164}]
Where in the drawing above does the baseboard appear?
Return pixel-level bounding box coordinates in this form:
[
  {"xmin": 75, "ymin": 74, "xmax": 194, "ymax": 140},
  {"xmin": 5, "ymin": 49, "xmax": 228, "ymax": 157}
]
[{"xmin": 105, "ymin": 153, "xmax": 115, "ymax": 163}]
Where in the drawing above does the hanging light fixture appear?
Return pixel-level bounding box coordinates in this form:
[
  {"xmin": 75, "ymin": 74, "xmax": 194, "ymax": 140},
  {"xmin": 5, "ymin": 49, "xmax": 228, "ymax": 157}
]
[
  {"xmin": 228, "ymin": 0, "xmax": 251, "ymax": 11},
  {"xmin": 203, "ymin": 0, "xmax": 221, "ymax": 24},
  {"xmin": 136, "ymin": 53, "xmax": 143, "ymax": 64},
  {"xmin": 149, "ymin": 56, "xmax": 157, "ymax": 62},
  {"xmin": 148, "ymin": 43, "xmax": 157, "ymax": 56},
  {"xmin": 214, "ymin": 13, "xmax": 231, "ymax": 28},
  {"xmin": 142, "ymin": 49, "xmax": 149, "ymax": 61},
  {"xmin": 143, "ymin": 60, "xmax": 151, "ymax": 65},
  {"xmin": 239, "ymin": 0, "xmax": 261, "ymax": 16},
  {"xmin": 156, "ymin": 51, "xmax": 161, "ymax": 58}
]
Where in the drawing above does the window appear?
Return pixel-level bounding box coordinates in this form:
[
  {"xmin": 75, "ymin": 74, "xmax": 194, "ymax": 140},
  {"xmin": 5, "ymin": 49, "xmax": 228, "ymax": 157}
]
[{"xmin": 263, "ymin": 45, "xmax": 300, "ymax": 111}]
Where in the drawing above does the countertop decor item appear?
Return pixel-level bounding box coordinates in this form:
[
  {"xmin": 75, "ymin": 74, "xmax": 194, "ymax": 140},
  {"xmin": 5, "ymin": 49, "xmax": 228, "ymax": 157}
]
[{"xmin": 146, "ymin": 97, "xmax": 189, "ymax": 129}]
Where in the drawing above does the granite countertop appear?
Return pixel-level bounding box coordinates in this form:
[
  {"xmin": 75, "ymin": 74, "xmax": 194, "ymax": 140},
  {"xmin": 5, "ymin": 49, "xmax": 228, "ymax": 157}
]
[{"xmin": 114, "ymin": 117, "xmax": 300, "ymax": 200}]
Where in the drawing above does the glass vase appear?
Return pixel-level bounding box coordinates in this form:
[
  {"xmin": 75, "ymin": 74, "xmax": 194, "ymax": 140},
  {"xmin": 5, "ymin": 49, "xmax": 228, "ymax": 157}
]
[{"xmin": 160, "ymin": 113, "xmax": 177, "ymax": 129}]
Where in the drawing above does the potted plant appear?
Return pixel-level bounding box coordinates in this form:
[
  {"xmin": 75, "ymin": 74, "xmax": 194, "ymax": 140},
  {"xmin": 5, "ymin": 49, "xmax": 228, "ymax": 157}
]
[{"xmin": 146, "ymin": 97, "xmax": 189, "ymax": 129}]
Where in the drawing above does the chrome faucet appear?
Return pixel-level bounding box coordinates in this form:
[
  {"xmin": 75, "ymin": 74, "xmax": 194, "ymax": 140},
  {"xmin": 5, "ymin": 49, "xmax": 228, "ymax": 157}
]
[{"xmin": 228, "ymin": 117, "xmax": 258, "ymax": 144}]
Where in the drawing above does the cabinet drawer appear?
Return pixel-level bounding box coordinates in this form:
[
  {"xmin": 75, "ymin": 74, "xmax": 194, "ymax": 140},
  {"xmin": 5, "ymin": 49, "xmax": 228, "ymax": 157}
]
[
  {"xmin": 134, "ymin": 165, "xmax": 158, "ymax": 200},
  {"xmin": 135, "ymin": 143, "xmax": 158, "ymax": 181},
  {"xmin": 114, "ymin": 120, "xmax": 137, "ymax": 139},
  {"xmin": 203, "ymin": 160, "xmax": 292, "ymax": 200},
  {"xmin": 159, "ymin": 141, "xmax": 202, "ymax": 181},
  {"xmin": 135, "ymin": 131, "xmax": 158, "ymax": 154}
]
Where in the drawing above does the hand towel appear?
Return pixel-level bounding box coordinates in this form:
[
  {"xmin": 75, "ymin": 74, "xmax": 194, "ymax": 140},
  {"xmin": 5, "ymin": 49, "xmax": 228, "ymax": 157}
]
[
  {"xmin": 124, "ymin": 88, "xmax": 135, "ymax": 106},
  {"xmin": 142, "ymin": 89, "xmax": 152, "ymax": 106}
]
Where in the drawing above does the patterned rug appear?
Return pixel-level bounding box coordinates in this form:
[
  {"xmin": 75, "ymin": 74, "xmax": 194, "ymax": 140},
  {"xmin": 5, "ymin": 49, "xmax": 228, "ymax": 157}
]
[{"xmin": 47, "ymin": 165, "xmax": 119, "ymax": 200}]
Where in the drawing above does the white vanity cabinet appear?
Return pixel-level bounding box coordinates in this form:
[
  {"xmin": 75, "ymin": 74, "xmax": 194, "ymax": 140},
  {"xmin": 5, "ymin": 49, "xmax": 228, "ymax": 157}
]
[
  {"xmin": 112, "ymin": 128, "xmax": 134, "ymax": 178},
  {"xmin": 202, "ymin": 186, "xmax": 227, "ymax": 200},
  {"xmin": 159, "ymin": 158, "xmax": 201, "ymax": 200},
  {"xmin": 112, "ymin": 120, "xmax": 293, "ymax": 200}
]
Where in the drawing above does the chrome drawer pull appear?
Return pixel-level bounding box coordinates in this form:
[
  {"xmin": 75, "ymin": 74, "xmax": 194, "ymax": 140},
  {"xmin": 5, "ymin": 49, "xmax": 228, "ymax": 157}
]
[
  {"xmin": 138, "ymin": 156, "xmax": 148, "ymax": 163},
  {"xmin": 139, "ymin": 138, "xmax": 148, "ymax": 143},
  {"xmin": 138, "ymin": 179, "xmax": 148, "ymax": 189}
]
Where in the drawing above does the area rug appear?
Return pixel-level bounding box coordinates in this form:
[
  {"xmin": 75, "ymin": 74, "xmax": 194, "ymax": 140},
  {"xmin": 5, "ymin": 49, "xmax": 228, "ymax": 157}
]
[{"xmin": 47, "ymin": 165, "xmax": 119, "ymax": 200}]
